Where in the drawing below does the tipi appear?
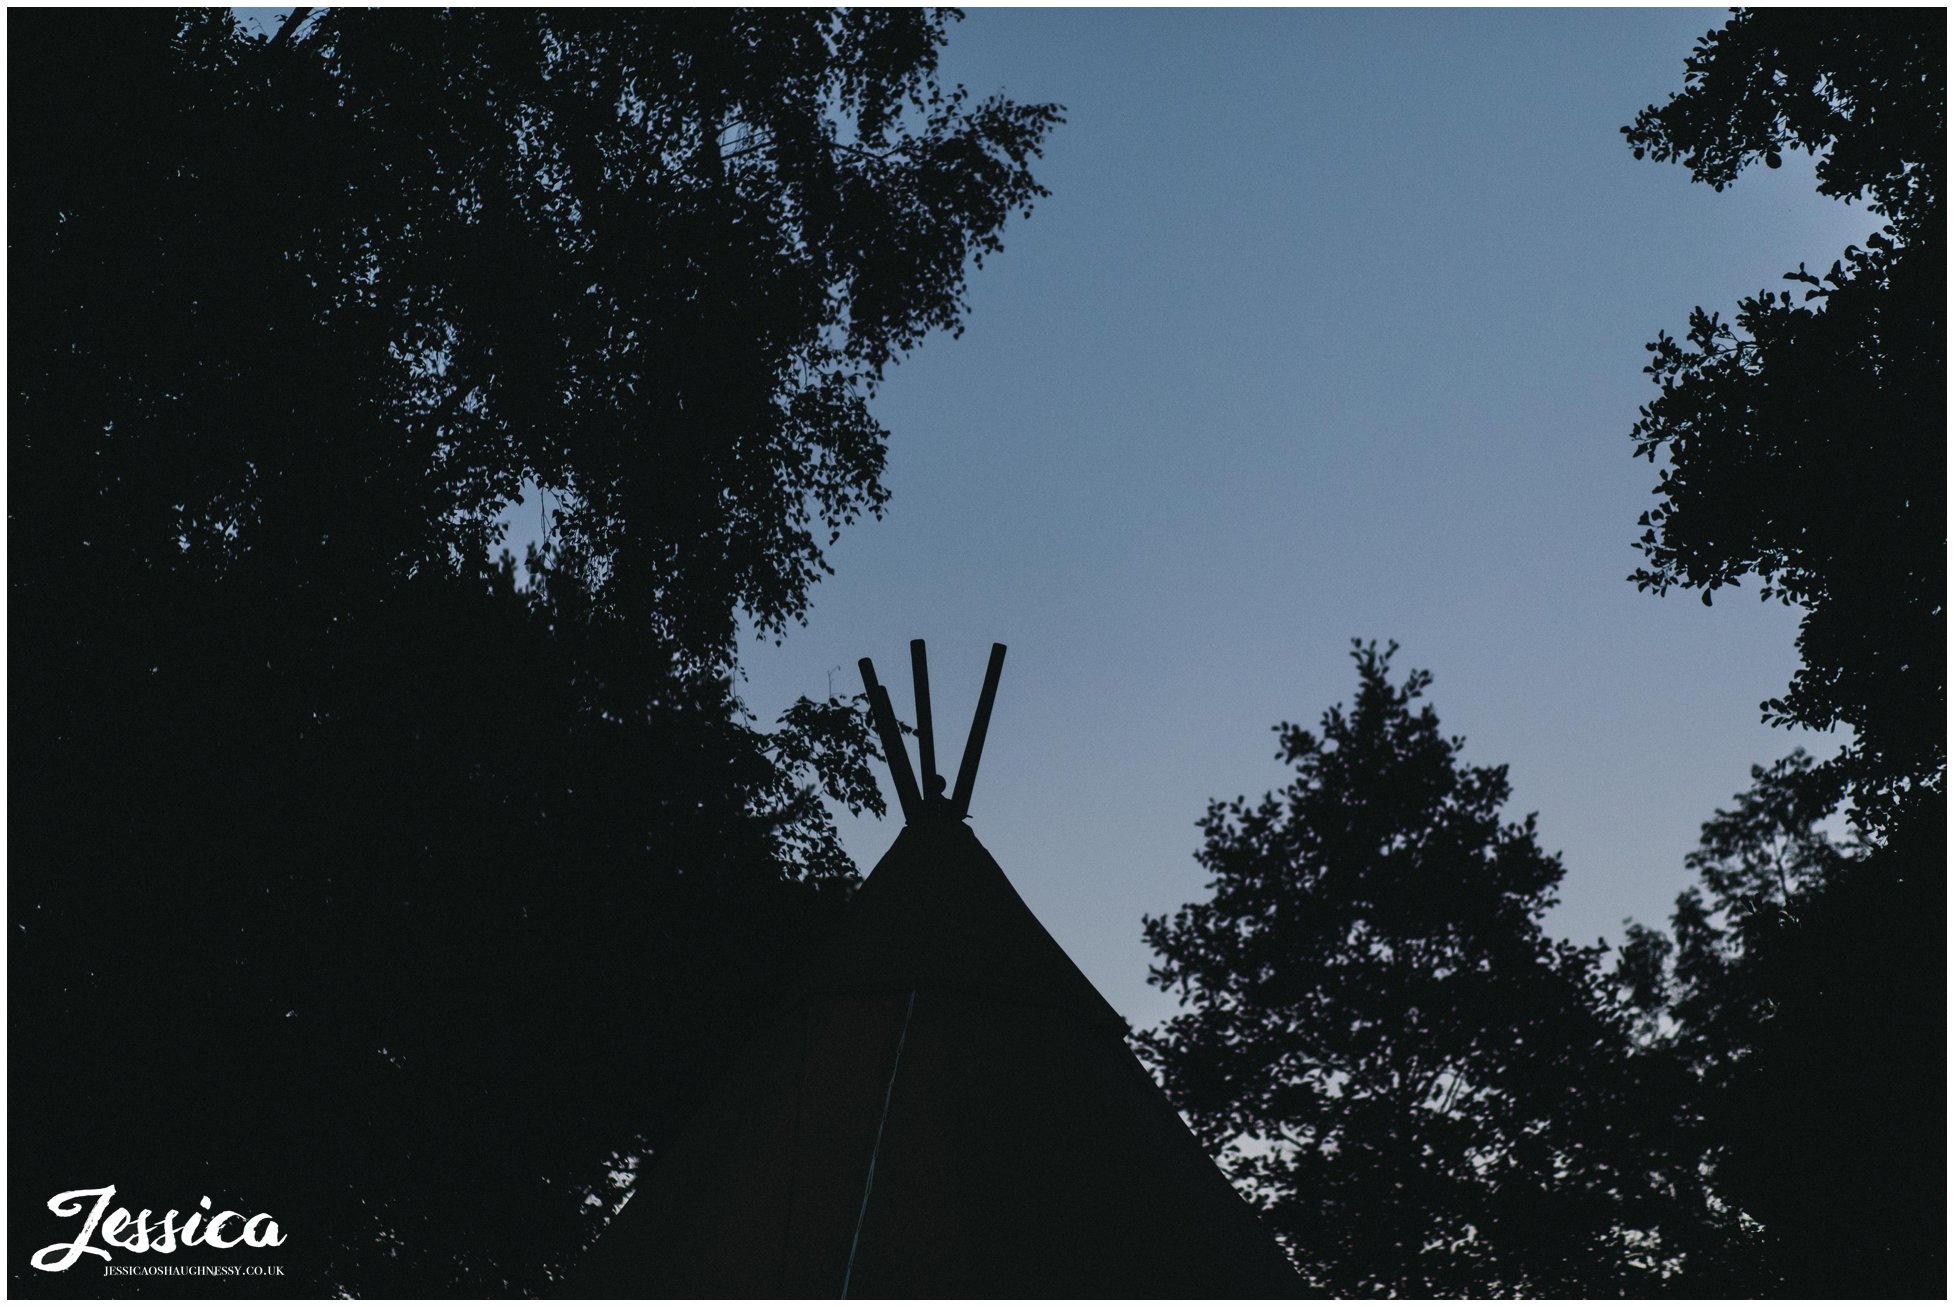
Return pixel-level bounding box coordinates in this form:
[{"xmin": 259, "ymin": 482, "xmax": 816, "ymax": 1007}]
[{"xmin": 574, "ymin": 642, "xmax": 1301, "ymax": 1298}]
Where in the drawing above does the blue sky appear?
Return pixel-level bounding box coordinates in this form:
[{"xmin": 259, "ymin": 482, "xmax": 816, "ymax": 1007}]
[
  {"xmin": 727, "ymin": 8, "xmax": 1872, "ymax": 1029},
  {"xmin": 239, "ymin": 7, "xmax": 1874, "ymax": 1030}
]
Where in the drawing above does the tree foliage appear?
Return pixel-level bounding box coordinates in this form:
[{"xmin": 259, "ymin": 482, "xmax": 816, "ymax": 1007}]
[
  {"xmin": 1622, "ymin": 7, "xmax": 1944, "ymax": 832},
  {"xmin": 1623, "ymin": 9, "xmax": 1940, "ymax": 235},
  {"xmin": 1616, "ymin": 755, "xmax": 1943, "ymax": 1297},
  {"xmin": 10, "ymin": 8, "xmax": 1056, "ymax": 1295},
  {"xmin": 1615, "ymin": 753, "xmax": 1844, "ymax": 1063},
  {"xmin": 13, "ymin": 7, "xmax": 1059, "ymax": 667},
  {"xmin": 1141, "ymin": 644, "xmax": 1727, "ymax": 1296},
  {"xmin": 1618, "ymin": 16, "xmax": 1945, "ymax": 1292}
]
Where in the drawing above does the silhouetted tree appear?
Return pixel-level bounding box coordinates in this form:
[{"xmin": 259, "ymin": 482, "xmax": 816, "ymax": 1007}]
[
  {"xmin": 1615, "ymin": 751, "xmax": 1850, "ymax": 1067},
  {"xmin": 1623, "ymin": 7, "xmax": 1944, "ymax": 834},
  {"xmin": 1619, "ymin": 13, "xmax": 1946, "ymax": 1294},
  {"xmin": 1616, "ymin": 754, "xmax": 1944, "ymax": 1297},
  {"xmin": 13, "ymin": 7, "xmax": 1059, "ymax": 666},
  {"xmin": 10, "ymin": 8, "xmax": 1057, "ymax": 1296},
  {"xmin": 1142, "ymin": 643, "xmax": 1730, "ymax": 1296}
]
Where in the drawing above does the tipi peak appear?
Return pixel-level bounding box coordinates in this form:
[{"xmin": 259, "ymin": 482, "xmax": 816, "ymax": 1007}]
[{"xmin": 858, "ymin": 639, "xmax": 1005, "ymax": 825}]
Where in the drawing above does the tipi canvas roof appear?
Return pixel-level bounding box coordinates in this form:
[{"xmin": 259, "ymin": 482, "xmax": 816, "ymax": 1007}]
[{"xmin": 573, "ymin": 643, "xmax": 1300, "ymax": 1298}]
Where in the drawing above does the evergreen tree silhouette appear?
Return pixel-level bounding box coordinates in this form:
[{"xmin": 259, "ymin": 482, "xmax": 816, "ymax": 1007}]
[{"xmin": 1142, "ymin": 643, "xmax": 1731, "ymax": 1295}]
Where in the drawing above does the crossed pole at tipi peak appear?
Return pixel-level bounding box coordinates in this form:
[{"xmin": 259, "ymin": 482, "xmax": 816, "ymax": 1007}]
[{"xmin": 858, "ymin": 640, "xmax": 1005, "ymax": 824}]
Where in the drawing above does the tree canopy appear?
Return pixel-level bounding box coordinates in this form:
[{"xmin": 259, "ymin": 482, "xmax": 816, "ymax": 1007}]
[
  {"xmin": 13, "ymin": 7, "xmax": 1059, "ymax": 666},
  {"xmin": 1623, "ymin": 9, "xmax": 1940, "ymax": 237},
  {"xmin": 1141, "ymin": 643, "xmax": 1727, "ymax": 1295},
  {"xmin": 1615, "ymin": 11, "xmax": 1945, "ymax": 1293},
  {"xmin": 1615, "ymin": 752, "xmax": 1943, "ymax": 1297},
  {"xmin": 1622, "ymin": 7, "xmax": 1944, "ymax": 833},
  {"xmin": 10, "ymin": 8, "xmax": 1057, "ymax": 1295}
]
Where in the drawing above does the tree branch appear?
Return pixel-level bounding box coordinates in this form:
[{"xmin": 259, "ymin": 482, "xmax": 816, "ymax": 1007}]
[{"xmin": 269, "ymin": 7, "xmax": 312, "ymax": 50}]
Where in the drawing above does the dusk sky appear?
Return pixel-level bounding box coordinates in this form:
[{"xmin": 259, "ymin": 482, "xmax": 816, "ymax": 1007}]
[
  {"xmin": 319, "ymin": 4, "xmax": 1885, "ymax": 1029},
  {"xmin": 236, "ymin": 7, "xmax": 1874, "ymax": 1028},
  {"xmin": 711, "ymin": 7, "xmax": 1877, "ymax": 1031}
]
